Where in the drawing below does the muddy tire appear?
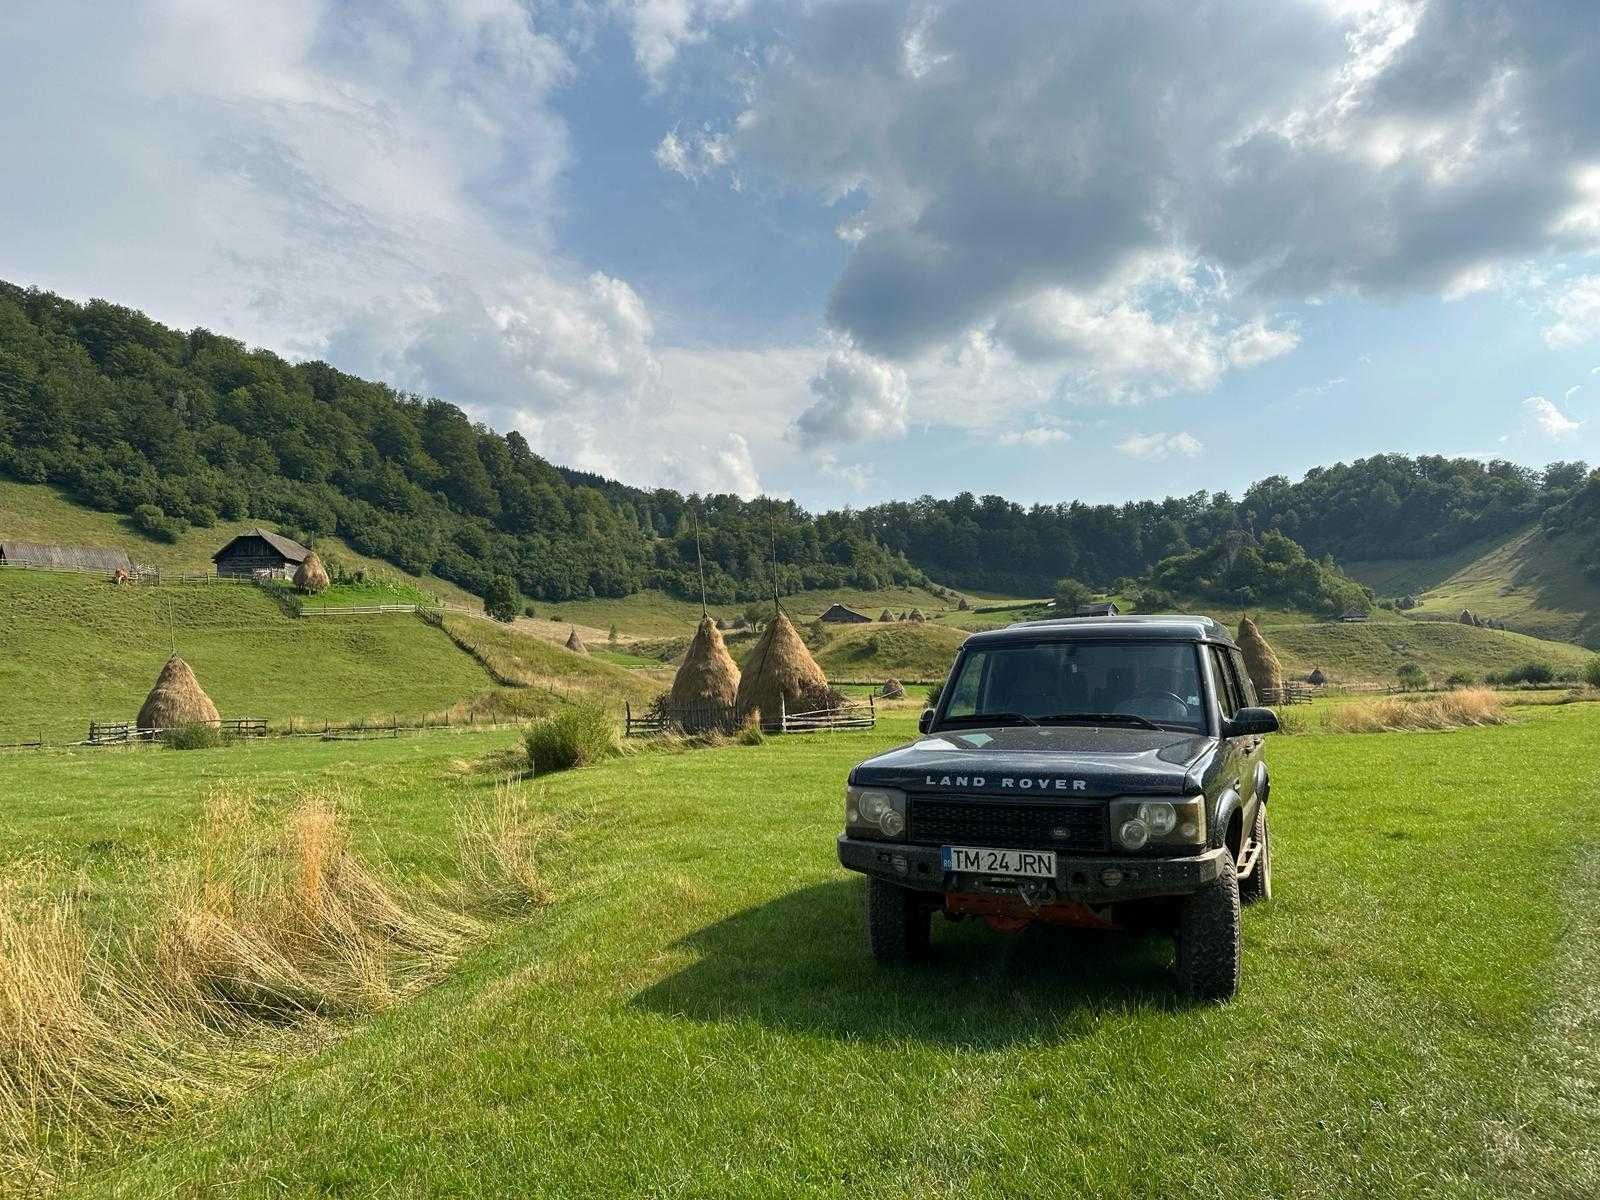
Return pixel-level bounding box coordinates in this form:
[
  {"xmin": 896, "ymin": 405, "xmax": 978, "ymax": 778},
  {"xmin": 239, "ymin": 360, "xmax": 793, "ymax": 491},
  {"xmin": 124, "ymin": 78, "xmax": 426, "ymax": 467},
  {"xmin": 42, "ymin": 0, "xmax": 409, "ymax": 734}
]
[
  {"xmin": 866, "ymin": 878, "xmax": 931, "ymax": 963},
  {"xmin": 1239, "ymin": 803, "xmax": 1272, "ymax": 906},
  {"xmin": 1175, "ymin": 851, "xmax": 1241, "ymax": 1001}
]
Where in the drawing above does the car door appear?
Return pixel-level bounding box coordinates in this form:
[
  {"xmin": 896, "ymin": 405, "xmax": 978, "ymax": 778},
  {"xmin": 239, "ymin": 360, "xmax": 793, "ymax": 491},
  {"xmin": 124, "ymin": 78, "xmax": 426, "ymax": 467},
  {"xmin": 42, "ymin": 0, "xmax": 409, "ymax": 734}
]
[{"xmin": 1207, "ymin": 645, "xmax": 1256, "ymax": 818}]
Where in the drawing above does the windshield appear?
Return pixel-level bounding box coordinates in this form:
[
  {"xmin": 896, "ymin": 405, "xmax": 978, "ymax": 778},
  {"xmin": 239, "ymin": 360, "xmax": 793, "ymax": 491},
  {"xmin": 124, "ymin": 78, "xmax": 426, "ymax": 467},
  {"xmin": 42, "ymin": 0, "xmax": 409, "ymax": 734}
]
[{"xmin": 941, "ymin": 639, "xmax": 1206, "ymax": 732}]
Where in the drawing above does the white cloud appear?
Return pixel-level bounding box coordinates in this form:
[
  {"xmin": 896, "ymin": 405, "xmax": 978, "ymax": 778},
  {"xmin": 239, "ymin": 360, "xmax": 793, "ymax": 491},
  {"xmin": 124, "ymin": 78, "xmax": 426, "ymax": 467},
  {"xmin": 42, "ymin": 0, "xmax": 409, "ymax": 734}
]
[
  {"xmin": 654, "ymin": 126, "xmax": 733, "ymax": 182},
  {"xmin": 996, "ymin": 427, "xmax": 1070, "ymax": 447},
  {"xmin": 1522, "ymin": 396, "xmax": 1583, "ymax": 439},
  {"xmin": 1227, "ymin": 321, "xmax": 1301, "ymax": 369},
  {"xmin": 1116, "ymin": 431, "xmax": 1205, "ymax": 461},
  {"xmin": 1544, "ymin": 276, "xmax": 1600, "ymax": 349},
  {"xmin": 795, "ymin": 346, "xmax": 910, "ymax": 447},
  {"xmin": 621, "ymin": 0, "xmax": 746, "ymax": 84}
]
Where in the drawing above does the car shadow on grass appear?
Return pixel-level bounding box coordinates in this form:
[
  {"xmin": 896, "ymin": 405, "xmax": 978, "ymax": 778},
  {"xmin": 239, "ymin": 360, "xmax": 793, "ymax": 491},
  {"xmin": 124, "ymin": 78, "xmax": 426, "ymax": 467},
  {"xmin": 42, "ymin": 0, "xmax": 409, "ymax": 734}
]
[{"xmin": 631, "ymin": 877, "xmax": 1195, "ymax": 1048}]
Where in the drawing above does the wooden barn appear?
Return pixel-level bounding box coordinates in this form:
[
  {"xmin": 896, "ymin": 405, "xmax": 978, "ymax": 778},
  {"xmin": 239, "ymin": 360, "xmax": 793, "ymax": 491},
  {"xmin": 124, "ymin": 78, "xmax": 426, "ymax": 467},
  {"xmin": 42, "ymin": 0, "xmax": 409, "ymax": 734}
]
[
  {"xmin": 0, "ymin": 541, "xmax": 133, "ymax": 574},
  {"xmin": 212, "ymin": 528, "xmax": 311, "ymax": 579},
  {"xmin": 1075, "ymin": 601, "xmax": 1120, "ymax": 617},
  {"xmin": 819, "ymin": 603, "xmax": 871, "ymax": 624}
]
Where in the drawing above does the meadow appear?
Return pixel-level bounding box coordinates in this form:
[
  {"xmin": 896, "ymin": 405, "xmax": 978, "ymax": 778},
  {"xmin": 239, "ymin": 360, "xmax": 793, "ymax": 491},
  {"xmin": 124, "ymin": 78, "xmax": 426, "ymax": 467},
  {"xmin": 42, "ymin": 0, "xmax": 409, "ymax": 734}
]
[{"xmin": 0, "ymin": 704, "xmax": 1594, "ymax": 1197}]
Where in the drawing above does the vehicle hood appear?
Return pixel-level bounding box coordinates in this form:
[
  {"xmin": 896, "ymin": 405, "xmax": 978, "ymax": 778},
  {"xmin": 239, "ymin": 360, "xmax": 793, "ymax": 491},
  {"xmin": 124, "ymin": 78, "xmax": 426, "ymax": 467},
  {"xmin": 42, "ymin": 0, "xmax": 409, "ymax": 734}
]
[{"xmin": 849, "ymin": 725, "xmax": 1210, "ymax": 798}]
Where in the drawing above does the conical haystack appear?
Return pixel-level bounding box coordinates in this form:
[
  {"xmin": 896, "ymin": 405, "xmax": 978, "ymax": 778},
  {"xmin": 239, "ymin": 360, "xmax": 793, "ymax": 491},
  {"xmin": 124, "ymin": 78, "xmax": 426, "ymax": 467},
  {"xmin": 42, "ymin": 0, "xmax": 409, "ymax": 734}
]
[
  {"xmin": 137, "ymin": 654, "xmax": 220, "ymax": 731},
  {"xmin": 879, "ymin": 609, "xmax": 894, "ymax": 622},
  {"xmin": 294, "ymin": 550, "xmax": 330, "ymax": 594},
  {"xmin": 907, "ymin": 607, "xmax": 926, "ymax": 622},
  {"xmin": 668, "ymin": 616, "xmax": 741, "ymax": 713},
  {"xmin": 1236, "ymin": 616, "xmax": 1282, "ymax": 700},
  {"xmin": 565, "ymin": 627, "xmax": 588, "ymax": 655},
  {"xmin": 880, "ymin": 678, "xmax": 906, "ymax": 699},
  {"xmin": 735, "ymin": 610, "xmax": 832, "ymax": 726},
  {"xmin": 1459, "ymin": 609, "xmax": 1475, "ymax": 626},
  {"xmin": 1307, "ymin": 667, "xmax": 1327, "ymax": 686}
]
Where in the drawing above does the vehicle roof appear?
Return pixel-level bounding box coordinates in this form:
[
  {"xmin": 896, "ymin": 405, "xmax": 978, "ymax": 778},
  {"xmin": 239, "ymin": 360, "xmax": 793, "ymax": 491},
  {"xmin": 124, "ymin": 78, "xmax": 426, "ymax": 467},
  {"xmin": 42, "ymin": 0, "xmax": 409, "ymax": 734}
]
[{"xmin": 967, "ymin": 614, "xmax": 1235, "ymax": 647}]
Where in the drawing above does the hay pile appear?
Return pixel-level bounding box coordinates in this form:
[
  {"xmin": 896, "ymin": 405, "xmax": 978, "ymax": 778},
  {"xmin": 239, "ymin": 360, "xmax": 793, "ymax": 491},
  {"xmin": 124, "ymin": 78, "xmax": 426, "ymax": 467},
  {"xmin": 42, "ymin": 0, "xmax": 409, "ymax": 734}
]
[
  {"xmin": 1236, "ymin": 616, "xmax": 1282, "ymax": 699},
  {"xmin": 907, "ymin": 608, "xmax": 926, "ymax": 622},
  {"xmin": 735, "ymin": 610, "xmax": 834, "ymax": 726},
  {"xmin": 879, "ymin": 609, "xmax": 894, "ymax": 622},
  {"xmin": 880, "ymin": 678, "xmax": 906, "ymax": 699},
  {"xmin": 668, "ymin": 616, "xmax": 741, "ymax": 712},
  {"xmin": 294, "ymin": 551, "xmax": 330, "ymax": 594},
  {"xmin": 137, "ymin": 655, "xmax": 220, "ymax": 732},
  {"xmin": 1307, "ymin": 667, "xmax": 1327, "ymax": 686},
  {"xmin": 1459, "ymin": 609, "xmax": 1475, "ymax": 625},
  {"xmin": 564, "ymin": 628, "xmax": 588, "ymax": 655},
  {"xmin": 956, "ymin": 597, "xmax": 970, "ymax": 611}
]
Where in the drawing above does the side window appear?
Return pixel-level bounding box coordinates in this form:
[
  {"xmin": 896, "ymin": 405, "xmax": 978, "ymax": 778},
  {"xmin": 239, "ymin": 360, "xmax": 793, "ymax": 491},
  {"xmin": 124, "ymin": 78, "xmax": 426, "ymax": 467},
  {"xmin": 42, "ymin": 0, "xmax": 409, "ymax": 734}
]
[
  {"xmin": 1230, "ymin": 649, "xmax": 1258, "ymax": 707},
  {"xmin": 1208, "ymin": 646, "xmax": 1239, "ymax": 718}
]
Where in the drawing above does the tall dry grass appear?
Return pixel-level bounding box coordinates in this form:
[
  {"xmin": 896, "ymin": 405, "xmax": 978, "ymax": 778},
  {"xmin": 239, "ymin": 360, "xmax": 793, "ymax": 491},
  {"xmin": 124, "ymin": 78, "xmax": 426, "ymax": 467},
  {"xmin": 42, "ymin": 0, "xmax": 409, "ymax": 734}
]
[
  {"xmin": 0, "ymin": 784, "xmax": 552, "ymax": 1191},
  {"xmin": 1325, "ymin": 687, "xmax": 1509, "ymax": 733}
]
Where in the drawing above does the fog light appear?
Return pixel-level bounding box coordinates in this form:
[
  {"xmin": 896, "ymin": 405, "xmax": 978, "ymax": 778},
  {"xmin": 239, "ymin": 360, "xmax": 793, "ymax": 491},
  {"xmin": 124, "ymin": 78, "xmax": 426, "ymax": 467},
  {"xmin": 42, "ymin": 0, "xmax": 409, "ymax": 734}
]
[
  {"xmin": 1118, "ymin": 818, "xmax": 1150, "ymax": 850},
  {"xmin": 1101, "ymin": 868, "xmax": 1124, "ymax": 887},
  {"xmin": 880, "ymin": 808, "xmax": 905, "ymax": 837}
]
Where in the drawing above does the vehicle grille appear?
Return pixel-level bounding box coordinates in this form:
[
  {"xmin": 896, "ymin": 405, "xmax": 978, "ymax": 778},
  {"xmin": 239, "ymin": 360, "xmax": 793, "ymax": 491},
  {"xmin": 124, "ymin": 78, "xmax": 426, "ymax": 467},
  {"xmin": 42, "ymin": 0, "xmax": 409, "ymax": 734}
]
[{"xmin": 907, "ymin": 797, "xmax": 1107, "ymax": 851}]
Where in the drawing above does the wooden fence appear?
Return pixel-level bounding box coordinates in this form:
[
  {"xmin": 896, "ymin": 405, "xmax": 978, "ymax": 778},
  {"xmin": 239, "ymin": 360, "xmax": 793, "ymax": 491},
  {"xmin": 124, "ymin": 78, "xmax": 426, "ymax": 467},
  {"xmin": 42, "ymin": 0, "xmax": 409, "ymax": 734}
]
[
  {"xmin": 87, "ymin": 717, "xmax": 269, "ymax": 745},
  {"xmin": 626, "ymin": 695, "xmax": 877, "ymax": 736}
]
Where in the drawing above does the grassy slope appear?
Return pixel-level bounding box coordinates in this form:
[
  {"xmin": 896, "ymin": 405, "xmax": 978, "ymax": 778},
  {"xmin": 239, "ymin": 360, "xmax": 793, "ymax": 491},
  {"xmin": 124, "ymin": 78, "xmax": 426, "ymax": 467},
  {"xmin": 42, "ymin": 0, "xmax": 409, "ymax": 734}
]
[
  {"xmin": 532, "ymin": 585, "xmax": 961, "ymax": 639},
  {"xmin": 811, "ymin": 621, "xmax": 969, "ymax": 681},
  {"xmin": 0, "ymin": 571, "xmax": 498, "ymax": 741},
  {"xmin": 435, "ymin": 612, "xmax": 662, "ymax": 708},
  {"xmin": 1260, "ymin": 618, "xmax": 1594, "ymax": 684},
  {"xmin": 0, "ymin": 706, "xmax": 1589, "ymax": 1197},
  {"xmin": 0, "ymin": 478, "xmax": 481, "ymax": 606}
]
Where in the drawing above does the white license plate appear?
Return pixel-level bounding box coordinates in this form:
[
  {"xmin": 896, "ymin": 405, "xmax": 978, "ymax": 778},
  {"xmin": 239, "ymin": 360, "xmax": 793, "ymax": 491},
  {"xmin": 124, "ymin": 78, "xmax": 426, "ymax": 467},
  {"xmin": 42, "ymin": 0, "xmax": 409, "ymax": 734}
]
[{"xmin": 941, "ymin": 846, "xmax": 1057, "ymax": 878}]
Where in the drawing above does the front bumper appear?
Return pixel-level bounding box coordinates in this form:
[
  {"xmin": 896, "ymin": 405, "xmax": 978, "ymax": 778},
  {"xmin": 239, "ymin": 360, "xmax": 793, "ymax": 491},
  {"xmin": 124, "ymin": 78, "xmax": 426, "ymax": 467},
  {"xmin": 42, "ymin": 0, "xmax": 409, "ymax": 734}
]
[{"xmin": 837, "ymin": 835, "xmax": 1224, "ymax": 903}]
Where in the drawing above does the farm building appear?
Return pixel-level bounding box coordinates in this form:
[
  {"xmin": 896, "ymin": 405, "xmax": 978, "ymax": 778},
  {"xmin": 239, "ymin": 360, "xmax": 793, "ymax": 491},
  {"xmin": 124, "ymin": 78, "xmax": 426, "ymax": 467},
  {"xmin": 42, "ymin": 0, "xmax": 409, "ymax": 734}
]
[
  {"xmin": 0, "ymin": 541, "xmax": 133, "ymax": 574},
  {"xmin": 818, "ymin": 603, "xmax": 871, "ymax": 624},
  {"xmin": 1340, "ymin": 609, "xmax": 1369, "ymax": 623},
  {"xmin": 1075, "ymin": 601, "xmax": 1120, "ymax": 617},
  {"xmin": 212, "ymin": 529, "xmax": 310, "ymax": 579}
]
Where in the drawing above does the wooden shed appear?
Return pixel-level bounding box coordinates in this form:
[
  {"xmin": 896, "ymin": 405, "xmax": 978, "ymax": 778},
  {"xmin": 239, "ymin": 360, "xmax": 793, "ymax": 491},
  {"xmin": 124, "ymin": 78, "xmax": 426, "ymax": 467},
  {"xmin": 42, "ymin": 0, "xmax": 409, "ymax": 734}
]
[
  {"xmin": 818, "ymin": 603, "xmax": 871, "ymax": 624},
  {"xmin": 0, "ymin": 541, "xmax": 133, "ymax": 574},
  {"xmin": 1074, "ymin": 601, "xmax": 1120, "ymax": 617},
  {"xmin": 212, "ymin": 529, "xmax": 310, "ymax": 579}
]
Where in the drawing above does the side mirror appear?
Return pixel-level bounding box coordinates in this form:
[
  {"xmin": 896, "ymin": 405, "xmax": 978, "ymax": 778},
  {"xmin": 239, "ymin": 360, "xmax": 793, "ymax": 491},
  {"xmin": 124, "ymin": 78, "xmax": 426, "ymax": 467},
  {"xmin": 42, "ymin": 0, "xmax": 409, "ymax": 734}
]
[
  {"xmin": 918, "ymin": 708, "xmax": 935, "ymax": 734},
  {"xmin": 1224, "ymin": 706, "xmax": 1279, "ymax": 737}
]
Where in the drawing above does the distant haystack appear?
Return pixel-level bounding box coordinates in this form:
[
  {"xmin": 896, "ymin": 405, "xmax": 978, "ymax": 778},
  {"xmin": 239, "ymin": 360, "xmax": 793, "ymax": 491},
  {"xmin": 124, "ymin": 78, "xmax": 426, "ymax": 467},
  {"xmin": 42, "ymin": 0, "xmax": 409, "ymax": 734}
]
[
  {"xmin": 956, "ymin": 597, "xmax": 970, "ymax": 611},
  {"xmin": 565, "ymin": 628, "xmax": 588, "ymax": 655},
  {"xmin": 715, "ymin": 617, "xmax": 732, "ymax": 631},
  {"xmin": 880, "ymin": 678, "xmax": 906, "ymax": 699},
  {"xmin": 907, "ymin": 607, "xmax": 926, "ymax": 622},
  {"xmin": 1236, "ymin": 616, "xmax": 1283, "ymax": 699},
  {"xmin": 1307, "ymin": 667, "xmax": 1328, "ymax": 686},
  {"xmin": 1459, "ymin": 609, "xmax": 1475, "ymax": 626},
  {"xmin": 879, "ymin": 609, "xmax": 894, "ymax": 622},
  {"xmin": 735, "ymin": 610, "xmax": 833, "ymax": 727},
  {"xmin": 897, "ymin": 611, "xmax": 909, "ymax": 622},
  {"xmin": 668, "ymin": 616, "xmax": 741, "ymax": 719},
  {"xmin": 294, "ymin": 550, "xmax": 330, "ymax": 594},
  {"xmin": 136, "ymin": 655, "xmax": 220, "ymax": 732}
]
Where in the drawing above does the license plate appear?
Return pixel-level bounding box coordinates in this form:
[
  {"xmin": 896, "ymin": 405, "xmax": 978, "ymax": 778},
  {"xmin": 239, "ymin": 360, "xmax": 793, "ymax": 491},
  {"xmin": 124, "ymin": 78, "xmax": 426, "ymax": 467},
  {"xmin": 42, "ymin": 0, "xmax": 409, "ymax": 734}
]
[{"xmin": 941, "ymin": 846, "xmax": 1057, "ymax": 878}]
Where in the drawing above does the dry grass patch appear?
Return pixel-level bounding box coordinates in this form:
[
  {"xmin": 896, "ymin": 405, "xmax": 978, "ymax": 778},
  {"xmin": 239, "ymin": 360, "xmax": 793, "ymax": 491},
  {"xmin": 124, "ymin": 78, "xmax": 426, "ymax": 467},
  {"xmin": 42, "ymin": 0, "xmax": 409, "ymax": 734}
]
[
  {"xmin": 0, "ymin": 784, "xmax": 554, "ymax": 1191},
  {"xmin": 1325, "ymin": 687, "xmax": 1509, "ymax": 733}
]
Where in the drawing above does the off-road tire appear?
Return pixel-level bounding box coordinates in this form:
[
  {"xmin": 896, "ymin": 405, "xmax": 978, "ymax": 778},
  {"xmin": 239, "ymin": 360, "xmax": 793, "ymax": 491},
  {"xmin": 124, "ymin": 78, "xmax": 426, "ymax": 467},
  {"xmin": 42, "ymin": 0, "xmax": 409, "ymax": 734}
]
[
  {"xmin": 1175, "ymin": 851, "xmax": 1241, "ymax": 1001},
  {"xmin": 1239, "ymin": 803, "xmax": 1272, "ymax": 906},
  {"xmin": 866, "ymin": 878, "xmax": 931, "ymax": 963}
]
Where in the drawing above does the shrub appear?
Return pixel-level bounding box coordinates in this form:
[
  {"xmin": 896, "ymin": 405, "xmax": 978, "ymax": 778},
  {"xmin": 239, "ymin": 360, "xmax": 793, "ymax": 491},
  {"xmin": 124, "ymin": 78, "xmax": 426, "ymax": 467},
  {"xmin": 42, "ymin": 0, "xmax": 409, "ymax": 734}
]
[
  {"xmin": 1485, "ymin": 661, "xmax": 1555, "ymax": 686},
  {"xmin": 926, "ymin": 681, "xmax": 944, "ymax": 708},
  {"xmin": 131, "ymin": 503, "xmax": 186, "ymax": 543},
  {"xmin": 523, "ymin": 603, "xmax": 538, "ymax": 618},
  {"xmin": 1396, "ymin": 663, "xmax": 1428, "ymax": 690},
  {"xmin": 1444, "ymin": 671, "xmax": 1477, "ymax": 687},
  {"xmin": 1052, "ymin": 576, "xmax": 1093, "ymax": 612},
  {"xmin": 483, "ymin": 575, "xmax": 520, "ymax": 623},
  {"xmin": 524, "ymin": 705, "xmax": 617, "ymax": 774},
  {"xmin": 163, "ymin": 723, "xmax": 229, "ymax": 750},
  {"xmin": 1586, "ymin": 657, "xmax": 1600, "ymax": 689}
]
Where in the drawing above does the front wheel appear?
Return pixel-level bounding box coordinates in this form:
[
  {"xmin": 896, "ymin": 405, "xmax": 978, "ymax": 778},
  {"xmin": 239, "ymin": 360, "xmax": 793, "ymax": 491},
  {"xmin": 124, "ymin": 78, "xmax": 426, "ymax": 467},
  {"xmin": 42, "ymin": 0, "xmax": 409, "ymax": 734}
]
[
  {"xmin": 866, "ymin": 878, "xmax": 931, "ymax": 963},
  {"xmin": 1239, "ymin": 803, "xmax": 1272, "ymax": 905},
  {"xmin": 1175, "ymin": 852, "xmax": 1241, "ymax": 1001}
]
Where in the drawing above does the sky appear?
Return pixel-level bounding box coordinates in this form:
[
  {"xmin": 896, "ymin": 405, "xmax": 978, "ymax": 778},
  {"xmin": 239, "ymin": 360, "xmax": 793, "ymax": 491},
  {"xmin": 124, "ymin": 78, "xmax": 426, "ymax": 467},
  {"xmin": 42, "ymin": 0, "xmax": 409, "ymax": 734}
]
[{"xmin": 2, "ymin": 0, "xmax": 1599, "ymax": 509}]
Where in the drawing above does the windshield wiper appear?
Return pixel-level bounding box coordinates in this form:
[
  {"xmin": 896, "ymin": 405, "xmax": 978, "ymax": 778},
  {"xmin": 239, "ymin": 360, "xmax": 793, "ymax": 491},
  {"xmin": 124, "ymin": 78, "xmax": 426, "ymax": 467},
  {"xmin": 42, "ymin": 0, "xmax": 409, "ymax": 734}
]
[
  {"xmin": 942, "ymin": 711, "xmax": 1039, "ymax": 727},
  {"xmin": 1035, "ymin": 712, "xmax": 1163, "ymax": 731}
]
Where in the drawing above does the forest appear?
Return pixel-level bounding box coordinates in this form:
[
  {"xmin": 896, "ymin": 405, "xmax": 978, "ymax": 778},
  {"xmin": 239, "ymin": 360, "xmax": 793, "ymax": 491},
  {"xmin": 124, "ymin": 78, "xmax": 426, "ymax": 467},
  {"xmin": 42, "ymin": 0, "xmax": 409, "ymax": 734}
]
[{"xmin": 0, "ymin": 281, "xmax": 1589, "ymax": 604}]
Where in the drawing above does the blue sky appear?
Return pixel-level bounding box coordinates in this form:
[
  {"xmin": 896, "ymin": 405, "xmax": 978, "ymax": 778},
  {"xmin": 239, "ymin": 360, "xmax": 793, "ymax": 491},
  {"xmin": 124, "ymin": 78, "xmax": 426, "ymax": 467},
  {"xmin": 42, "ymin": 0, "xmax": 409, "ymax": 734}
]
[{"xmin": 2, "ymin": 1, "xmax": 1598, "ymax": 508}]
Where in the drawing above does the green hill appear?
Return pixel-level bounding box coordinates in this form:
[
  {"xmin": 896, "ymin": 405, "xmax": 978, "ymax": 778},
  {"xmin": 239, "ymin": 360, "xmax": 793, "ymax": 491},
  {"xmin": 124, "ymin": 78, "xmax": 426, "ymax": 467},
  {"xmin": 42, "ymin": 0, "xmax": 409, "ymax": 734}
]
[
  {"xmin": 0, "ymin": 571, "xmax": 658, "ymax": 742},
  {"xmin": 1260, "ymin": 618, "xmax": 1594, "ymax": 686},
  {"xmin": 811, "ymin": 622, "xmax": 970, "ymax": 681}
]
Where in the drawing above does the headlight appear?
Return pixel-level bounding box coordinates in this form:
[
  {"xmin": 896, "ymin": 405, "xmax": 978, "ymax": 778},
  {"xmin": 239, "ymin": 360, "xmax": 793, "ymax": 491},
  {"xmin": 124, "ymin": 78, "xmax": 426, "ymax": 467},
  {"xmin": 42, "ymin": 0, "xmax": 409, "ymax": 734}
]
[
  {"xmin": 1110, "ymin": 796, "xmax": 1205, "ymax": 851},
  {"xmin": 845, "ymin": 785, "xmax": 907, "ymax": 840}
]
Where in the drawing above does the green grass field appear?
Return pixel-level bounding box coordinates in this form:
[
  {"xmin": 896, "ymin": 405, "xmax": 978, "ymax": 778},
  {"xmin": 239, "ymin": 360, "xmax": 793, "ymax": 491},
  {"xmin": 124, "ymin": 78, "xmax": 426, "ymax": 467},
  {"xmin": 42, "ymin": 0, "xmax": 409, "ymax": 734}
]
[
  {"xmin": 1261, "ymin": 617, "xmax": 1596, "ymax": 684},
  {"xmin": 811, "ymin": 621, "xmax": 969, "ymax": 681},
  {"xmin": 2, "ymin": 705, "xmax": 1595, "ymax": 1197},
  {"xmin": 535, "ymin": 586, "xmax": 964, "ymax": 639}
]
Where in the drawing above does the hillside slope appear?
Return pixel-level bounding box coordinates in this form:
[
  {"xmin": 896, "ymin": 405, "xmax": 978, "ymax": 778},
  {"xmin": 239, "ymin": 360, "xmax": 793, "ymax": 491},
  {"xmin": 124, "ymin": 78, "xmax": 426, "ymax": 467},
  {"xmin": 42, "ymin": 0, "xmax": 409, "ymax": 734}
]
[
  {"xmin": 1348, "ymin": 524, "xmax": 1600, "ymax": 648},
  {"xmin": 1261, "ymin": 618, "xmax": 1594, "ymax": 685},
  {"xmin": 0, "ymin": 571, "xmax": 661, "ymax": 742}
]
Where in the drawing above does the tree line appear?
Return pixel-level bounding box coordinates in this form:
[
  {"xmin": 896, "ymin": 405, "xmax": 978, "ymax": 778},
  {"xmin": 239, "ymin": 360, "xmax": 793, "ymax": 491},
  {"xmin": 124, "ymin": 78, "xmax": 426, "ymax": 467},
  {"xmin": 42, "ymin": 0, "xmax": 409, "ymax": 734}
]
[{"xmin": 0, "ymin": 281, "xmax": 1587, "ymax": 606}]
